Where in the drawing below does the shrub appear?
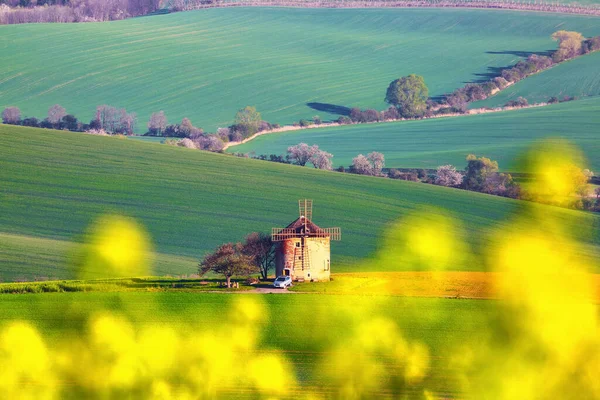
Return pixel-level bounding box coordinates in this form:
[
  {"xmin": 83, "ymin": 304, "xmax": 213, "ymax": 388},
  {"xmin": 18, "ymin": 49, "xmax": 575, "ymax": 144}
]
[
  {"xmin": 383, "ymin": 106, "xmax": 400, "ymax": 120},
  {"xmin": 505, "ymin": 97, "xmax": 528, "ymax": 108},
  {"xmin": 434, "ymin": 165, "xmax": 463, "ymax": 187},
  {"xmin": 337, "ymin": 116, "xmax": 352, "ymax": 125},
  {"xmin": 299, "ymin": 119, "xmax": 311, "ymax": 127}
]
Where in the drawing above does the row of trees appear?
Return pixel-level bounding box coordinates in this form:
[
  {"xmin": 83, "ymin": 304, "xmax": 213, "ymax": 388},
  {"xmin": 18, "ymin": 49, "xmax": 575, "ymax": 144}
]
[
  {"xmin": 199, "ymin": 232, "xmax": 274, "ymax": 288},
  {"xmin": 443, "ymin": 31, "xmax": 600, "ymax": 111},
  {"xmin": 0, "ymin": 0, "xmax": 160, "ymax": 24},
  {"xmin": 1, "ymin": 104, "xmax": 138, "ymax": 134},
  {"xmin": 144, "ymin": 107, "xmax": 268, "ymax": 140}
]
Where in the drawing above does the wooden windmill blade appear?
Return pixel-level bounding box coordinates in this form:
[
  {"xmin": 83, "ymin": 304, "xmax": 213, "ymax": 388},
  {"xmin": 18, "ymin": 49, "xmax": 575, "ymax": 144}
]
[
  {"xmin": 322, "ymin": 227, "xmax": 341, "ymax": 241},
  {"xmin": 299, "ymin": 199, "xmax": 313, "ymax": 220},
  {"xmin": 271, "ymin": 228, "xmax": 299, "ymax": 241}
]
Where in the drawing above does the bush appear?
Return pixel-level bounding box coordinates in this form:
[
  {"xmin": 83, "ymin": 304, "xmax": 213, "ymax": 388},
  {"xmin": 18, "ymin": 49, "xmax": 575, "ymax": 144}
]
[
  {"xmin": 337, "ymin": 116, "xmax": 352, "ymax": 125},
  {"xmin": 299, "ymin": 119, "xmax": 311, "ymax": 127},
  {"xmin": 383, "ymin": 106, "xmax": 400, "ymax": 120},
  {"xmin": 505, "ymin": 97, "xmax": 528, "ymax": 108}
]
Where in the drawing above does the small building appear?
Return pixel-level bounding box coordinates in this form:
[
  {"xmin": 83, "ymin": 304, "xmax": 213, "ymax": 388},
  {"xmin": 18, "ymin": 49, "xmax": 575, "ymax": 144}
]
[{"xmin": 271, "ymin": 200, "xmax": 341, "ymax": 282}]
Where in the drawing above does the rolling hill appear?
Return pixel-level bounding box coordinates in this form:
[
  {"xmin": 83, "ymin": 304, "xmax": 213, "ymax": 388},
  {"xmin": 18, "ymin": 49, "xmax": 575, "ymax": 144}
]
[
  {"xmin": 1, "ymin": 8, "xmax": 600, "ymax": 131},
  {"xmin": 229, "ymin": 96, "xmax": 600, "ymax": 170},
  {"xmin": 2, "ymin": 124, "xmax": 600, "ymax": 281}
]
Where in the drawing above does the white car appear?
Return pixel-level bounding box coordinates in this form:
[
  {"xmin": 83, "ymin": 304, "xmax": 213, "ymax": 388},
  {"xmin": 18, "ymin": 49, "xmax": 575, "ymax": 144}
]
[{"xmin": 273, "ymin": 276, "xmax": 292, "ymax": 288}]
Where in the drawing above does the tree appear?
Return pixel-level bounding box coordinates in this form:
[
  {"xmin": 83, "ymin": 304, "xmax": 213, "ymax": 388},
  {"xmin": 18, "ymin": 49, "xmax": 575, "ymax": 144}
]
[
  {"xmin": 94, "ymin": 105, "xmax": 134, "ymax": 134},
  {"xmin": 234, "ymin": 106, "xmax": 261, "ymax": 138},
  {"xmin": 351, "ymin": 154, "xmax": 372, "ymax": 175},
  {"xmin": 180, "ymin": 117, "xmax": 194, "ymax": 137},
  {"xmin": 2, "ymin": 106, "xmax": 21, "ymax": 124},
  {"xmin": 551, "ymin": 30, "xmax": 584, "ymax": 62},
  {"xmin": 367, "ymin": 152, "xmax": 385, "ymax": 176},
  {"xmin": 199, "ymin": 242, "xmax": 257, "ymax": 288},
  {"xmin": 310, "ymin": 149, "xmax": 333, "ymax": 170},
  {"xmin": 287, "ymin": 143, "xmax": 319, "ymax": 166},
  {"xmin": 119, "ymin": 109, "xmax": 136, "ymax": 135},
  {"xmin": 147, "ymin": 111, "xmax": 167, "ymax": 136},
  {"xmin": 385, "ymin": 74, "xmax": 429, "ymax": 118},
  {"xmin": 464, "ymin": 154, "xmax": 499, "ymax": 191},
  {"xmin": 61, "ymin": 114, "xmax": 79, "ymax": 131},
  {"xmin": 47, "ymin": 104, "xmax": 66, "ymax": 125},
  {"xmin": 435, "ymin": 165, "xmax": 463, "ymax": 187},
  {"xmin": 242, "ymin": 232, "xmax": 275, "ymax": 280}
]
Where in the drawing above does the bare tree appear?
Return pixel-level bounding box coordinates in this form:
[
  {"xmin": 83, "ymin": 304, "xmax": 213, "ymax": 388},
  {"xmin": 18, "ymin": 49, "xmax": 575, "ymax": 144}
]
[
  {"xmin": 47, "ymin": 104, "xmax": 67, "ymax": 124},
  {"xmin": 147, "ymin": 111, "xmax": 167, "ymax": 136},
  {"xmin": 2, "ymin": 106, "xmax": 21, "ymax": 124},
  {"xmin": 119, "ymin": 110, "xmax": 137, "ymax": 135},
  {"xmin": 435, "ymin": 165, "xmax": 463, "ymax": 187},
  {"xmin": 242, "ymin": 232, "xmax": 275, "ymax": 280},
  {"xmin": 287, "ymin": 143, "xmax": 319, "ymax": 166},
  {"xmin": 367, "ymin": 152, "xmax": 385, "ymax": 176},
  {"xmin": 310, "ymin": 149, "xmax": 333, "ymax": 170},
  {"xmin": 95, "ymin": 105, "xmax": 134, "ymax": 134}
]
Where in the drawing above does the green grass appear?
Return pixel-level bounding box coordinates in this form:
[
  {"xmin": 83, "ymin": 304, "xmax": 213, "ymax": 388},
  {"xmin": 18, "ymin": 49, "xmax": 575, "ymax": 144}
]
[
  {"xmin": 230, "ymin": 96, "xmax": 600, "ymax": 170},
  {"xmin": 2, "ymin": 8, "xmax": 600, "ymax": 131},
  {"xmin": 2, "ymin": 124, "xmax": 600, "ymax": 281},
  {"xmin": 0, "ymin": 291, "xmax": 493, "ymax": 396},
  {"xmin": 472, "ymin": 51, "xmax": 600, "ymax": 108}
]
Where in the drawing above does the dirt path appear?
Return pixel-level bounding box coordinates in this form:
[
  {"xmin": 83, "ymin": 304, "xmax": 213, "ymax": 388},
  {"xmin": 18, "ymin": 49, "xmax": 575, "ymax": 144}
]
[{"xmin": 224, "ymin": 102, "xmax": 551, "ymax": 151}]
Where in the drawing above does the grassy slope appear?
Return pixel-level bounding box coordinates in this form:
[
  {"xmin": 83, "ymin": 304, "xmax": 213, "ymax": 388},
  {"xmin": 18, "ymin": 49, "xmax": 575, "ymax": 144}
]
[
  {"xmin": 1, "ymin": 9, "xmax": 600, "ymax": 131},
  {"xmin": 472, "ymin": 51, "xmax": 600, "ymax": 108},
  {"xmin": 0, "ymin": 291, "xmax": 492, "ymax": 396},
  {"xmin": 230, "ymin": 96, "xmax": 600, "ymax": 170},
  {"xmin": 2, "ymin": 124, "xmax": 600, "ymax": 281}
]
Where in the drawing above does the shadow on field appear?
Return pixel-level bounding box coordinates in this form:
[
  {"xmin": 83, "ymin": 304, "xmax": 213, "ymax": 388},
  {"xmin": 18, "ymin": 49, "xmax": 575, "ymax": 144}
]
[
  {"xmin": 469, "ymin": 65, "xmax": 508, "ymax": 83},
  {"xmin": 466, "ymin": 49, "xmax": 554, "ymax": 83},
  {"xmin": 307, "ymin": 102, "xmax": 351, "ymax": 116},
  {"xmin": 486, "ymin": 49, "xmax": 553, "ymax": 58}
]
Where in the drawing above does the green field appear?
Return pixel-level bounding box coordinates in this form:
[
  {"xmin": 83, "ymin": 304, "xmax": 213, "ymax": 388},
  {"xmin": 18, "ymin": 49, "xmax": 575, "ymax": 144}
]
[
  {"xmin": 0, "ymin": 291, "xmax": 492, "ymax": 397},
  {"xmin": 2, "ymin": 8, "xmax": 600, "ymax": 131},
  {"xmin": 230, "ymin": 96, "xmax": 600, "ymax": 170},
  {"xmin": 2, "ymin": 124, "xmax": 600, "ymax": 281},
  {"xmin": 472, "ymin": 51, "xmax": 600, "ymax": 108}
]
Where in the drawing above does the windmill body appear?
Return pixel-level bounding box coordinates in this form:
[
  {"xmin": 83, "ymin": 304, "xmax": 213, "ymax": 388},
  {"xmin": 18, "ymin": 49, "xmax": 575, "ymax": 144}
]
[{"xmin": 272, "ymin": 200, "xmax": 341, "ymax": 282}]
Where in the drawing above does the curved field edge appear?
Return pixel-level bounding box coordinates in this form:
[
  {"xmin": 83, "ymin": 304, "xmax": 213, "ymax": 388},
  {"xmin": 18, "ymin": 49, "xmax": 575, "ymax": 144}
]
[
  {"xmin": 2, "ymin": 9, "xmax": 600, "ymax": 132},
  {"xmin": 471, "ymin": 50, "xmax": 600, "ymax": 108},
  {"xmin": 2, "ymin": 124, "xmax": 600, "ymax": 280},
  {"xmin": 228, "ymin": 96, "xmax": 600, "ymax": 170}
]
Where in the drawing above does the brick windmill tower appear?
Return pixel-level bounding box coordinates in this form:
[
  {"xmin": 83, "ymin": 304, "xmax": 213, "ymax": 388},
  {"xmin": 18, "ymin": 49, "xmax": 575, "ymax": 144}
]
[{"xmin": 272, "ymin": 200, "xmax": 341, "ymax": 282}]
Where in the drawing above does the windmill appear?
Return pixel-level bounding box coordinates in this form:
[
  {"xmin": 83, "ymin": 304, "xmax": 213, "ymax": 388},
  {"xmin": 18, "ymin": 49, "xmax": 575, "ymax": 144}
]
[{"xmin": 271, "ymin": 200, "xmax": 341, "ymax": 282}]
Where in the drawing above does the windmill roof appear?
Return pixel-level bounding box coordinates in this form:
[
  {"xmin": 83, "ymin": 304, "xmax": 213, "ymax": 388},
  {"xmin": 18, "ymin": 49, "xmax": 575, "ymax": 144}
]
[{"xmin": 285, "ymin": 216, "xmax": 327, "ymax": 236}]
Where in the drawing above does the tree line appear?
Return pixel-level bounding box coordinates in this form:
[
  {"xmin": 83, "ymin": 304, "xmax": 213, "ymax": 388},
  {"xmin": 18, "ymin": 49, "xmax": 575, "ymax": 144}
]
[
  {"xmin": 0, "ymin": 0, "xmax": 160, "ymax": 24},
  {"xmin": 1, "ymin": 104, "xmax": 138, "ymax": 134},
  {"xmin": 241, "ymin": 144, "xmax": 599, "ymax": 212},
  {"xmin": 1, "ymin": 103, "xmax": 274, "ymax": 151}
]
